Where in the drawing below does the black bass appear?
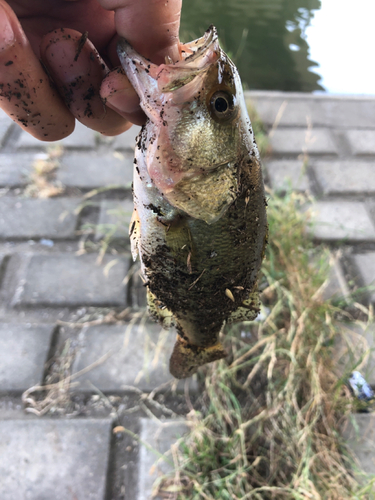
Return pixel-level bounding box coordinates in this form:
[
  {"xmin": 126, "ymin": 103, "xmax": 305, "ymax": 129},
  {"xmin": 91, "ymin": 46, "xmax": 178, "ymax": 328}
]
[{"xmin": 118, "ymin": 26, "xmax": 267, "ymax": 379}]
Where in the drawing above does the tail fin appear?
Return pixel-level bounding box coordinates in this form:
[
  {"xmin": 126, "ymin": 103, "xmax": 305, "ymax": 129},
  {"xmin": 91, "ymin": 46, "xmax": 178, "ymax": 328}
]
[{"xmin": 169, "ymin": 337, "xmax": 227, "ymax": 379}]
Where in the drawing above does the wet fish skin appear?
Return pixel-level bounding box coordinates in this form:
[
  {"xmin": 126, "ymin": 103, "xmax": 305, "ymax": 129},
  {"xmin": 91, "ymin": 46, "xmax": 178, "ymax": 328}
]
[{"xmin": 118, "ymin": 26, "xmax": 268, "ymax": 379}]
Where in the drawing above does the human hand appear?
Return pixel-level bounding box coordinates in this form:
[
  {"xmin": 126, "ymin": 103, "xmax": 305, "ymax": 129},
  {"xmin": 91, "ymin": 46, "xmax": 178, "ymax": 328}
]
[{"xmin": 0, "ymin": 0, "xmax": 181, "ymax": 140}]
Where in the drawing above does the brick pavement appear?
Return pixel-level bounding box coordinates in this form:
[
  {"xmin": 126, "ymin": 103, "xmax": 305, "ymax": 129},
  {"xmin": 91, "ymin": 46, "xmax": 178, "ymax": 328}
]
[{"xmin": 0, "ymin": 92, "xmax": 374, "ymax": 498}]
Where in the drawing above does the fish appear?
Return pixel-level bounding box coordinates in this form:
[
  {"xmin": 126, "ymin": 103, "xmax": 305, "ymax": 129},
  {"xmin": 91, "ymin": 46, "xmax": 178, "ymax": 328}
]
[{"xmin": 117, "ymin": 26, "xmax": 268, "ymax": 379}]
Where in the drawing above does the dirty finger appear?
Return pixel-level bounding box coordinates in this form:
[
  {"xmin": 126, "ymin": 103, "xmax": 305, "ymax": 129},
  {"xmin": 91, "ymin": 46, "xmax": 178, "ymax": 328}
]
[
  {"xmin": 0, "ymin": 0, "xmax": 74, "ymax": 141},
  {"xmin": 40, "ymin": 28, "xmax": 132, "ymax": 136}
]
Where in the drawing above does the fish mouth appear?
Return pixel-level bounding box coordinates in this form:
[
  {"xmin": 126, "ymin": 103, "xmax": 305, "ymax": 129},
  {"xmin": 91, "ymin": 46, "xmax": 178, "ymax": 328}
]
[
  {"xmin": 117, "ymin": 24, "xmax": 218, "ymax": 70},
  {"xmin": 178, "ymin": 25, "xmax": 218, "ymax": 65},
  {"xmin": 117, "ymin": 26, "xmax": 221, "ymax": 113}
]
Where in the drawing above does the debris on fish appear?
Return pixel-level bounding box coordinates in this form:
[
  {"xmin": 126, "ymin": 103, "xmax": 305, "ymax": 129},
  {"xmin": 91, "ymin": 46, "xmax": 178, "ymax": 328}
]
[
  {"xmin": 118, "ymin": 26, "xmax": 268, "ymax": 379},
  {"xmin": 348, "ymin": 371, "xmax": 374, "ymax": 401}
]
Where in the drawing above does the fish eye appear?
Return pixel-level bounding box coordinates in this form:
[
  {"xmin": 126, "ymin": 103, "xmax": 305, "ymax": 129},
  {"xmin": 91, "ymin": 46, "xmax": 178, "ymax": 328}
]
[
  {"xmin": 209, "ymin": 91, "xmax": 236, "ymax": 122},
  {"xmin": 214, "ymin": 96, "xmax": 228, "ymax": 113}
]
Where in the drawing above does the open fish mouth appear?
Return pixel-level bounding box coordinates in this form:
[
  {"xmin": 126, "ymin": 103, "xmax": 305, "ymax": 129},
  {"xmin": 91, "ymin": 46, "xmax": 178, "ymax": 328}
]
[
  {"xmin": 117, "ymin": 25, "xmax": 221, "ymax": 101},
  {"xmin": 117, "ymin": 24, "xmax": 218, "ymax": 69}
]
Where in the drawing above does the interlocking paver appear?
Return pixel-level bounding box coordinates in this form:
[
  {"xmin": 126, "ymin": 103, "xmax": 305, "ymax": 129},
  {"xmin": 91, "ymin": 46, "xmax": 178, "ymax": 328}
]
[
  {"xmin": 319, "ymin": 98, "xmax": 375, "ymax": 129},
  {"xmin": 0, "ymin": 418, "xmax": 112, "ymax": 500},
  {"xmin": 57, "ymin": 151, "xmax": 133, "ymax": 189},
  {"xmin": 270, "ymin": 128, "xmax": 337, "ymax": 155},
  {"xmin": 14, "ymin": 253, "xmax": 129, "ymax": 307},
  {"xmin": 0, "ymin": 323, "xmax": 54, "ymax": 392},
  {"xmin": 265, "ymin": 159, "xmax": 310, "ymax": 192},
  {"xmin": 130, "ymin": 263, "xmax": 147, "ymax": 309},
  {"xmin": 17, "ymin": 120, "xmax": 96, "ymax": 149},
  {"xmin": 0, "ymin": 153, "xmax": 36, "ymax": 187},
  {"xmin": 306, "ymin": 201, "xmax": 375, "ymax": 242},
  {"xmin": 352, "ymin": 252, "xmax": 375, "ymax": 303},
  {"xmin": 246, "ymin": 93, "xmax": 375, "ymax": 129},
  {"xmin": 345, "ymin": 130, "xmax": 375, "ymax": 156},
  {"xmin": 246, "ymin": 93, "xmax": 320, "ymax": 127},
  {"xmin": 112, "ymin": 125, "xmax": 140, "ymax": 150},
  {"xmin": 0, "ymin": 252, "xmax": 7, "ymax": 277},
  {"xmin": 0, "ymin": 197, "xmax": 80, "ymax": 239},
  {"xmin": 313, "ymin": 161, "xmax": 375, "ymax": 195},
  {"xmin": 96, "ymin": 199, "xmax": 134, "ymax": 240},
  {"xmin": 137, "ymin": 418, "xmax": 188, "ymax": 500},
  {"xmin": 343, "ymin": 413, "xmax": 375, "ymax": 476},
  {"xmin": 0, "ymin": 108, "xmax": 13, "ymax": 147},
  {"xmin": 73, "ymin": 323, "xmax": 196, "ymax": 392}
]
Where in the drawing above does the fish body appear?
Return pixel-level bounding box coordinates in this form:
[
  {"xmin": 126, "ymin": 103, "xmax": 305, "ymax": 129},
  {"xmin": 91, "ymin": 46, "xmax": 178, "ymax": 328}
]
[{"xmin": 118, "ymin": 26, "xmax": 267, "ymax": 379}]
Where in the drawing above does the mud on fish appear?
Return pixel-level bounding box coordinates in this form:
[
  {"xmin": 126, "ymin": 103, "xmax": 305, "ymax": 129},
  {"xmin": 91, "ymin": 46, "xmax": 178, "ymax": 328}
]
[{"xmin": 118, "ymin": 26, "xmax": 268, "ymax": 379}]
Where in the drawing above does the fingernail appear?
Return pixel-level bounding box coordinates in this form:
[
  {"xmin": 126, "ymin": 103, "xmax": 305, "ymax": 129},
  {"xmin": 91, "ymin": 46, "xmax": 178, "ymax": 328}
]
[
  {"xmin": 0, "ymin": 5, "xmax": 15, "ymax": 52},
  {"xmin": 105, "ymin": 88, "xmax": 141, "ymax": 115}
]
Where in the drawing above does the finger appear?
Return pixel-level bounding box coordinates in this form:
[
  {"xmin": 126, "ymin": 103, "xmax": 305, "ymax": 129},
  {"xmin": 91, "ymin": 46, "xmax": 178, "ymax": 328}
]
[
  {"xmin": 100, "ymin": 68, "xmax": 146, "ymax": 126},
  {"xmin": 40, "ymin": 28, "xmax": 132, "ymax": 136},
  {"xmin": 0, "ymin": 0, "xmax": 74, "ymax": 140},
  {"xmin": 98, "ymin": 0, "xmax": 182, "ymax": 64}
]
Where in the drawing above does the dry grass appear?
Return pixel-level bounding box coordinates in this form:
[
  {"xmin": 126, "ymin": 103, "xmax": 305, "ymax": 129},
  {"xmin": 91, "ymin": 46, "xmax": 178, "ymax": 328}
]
[
  {"xmin": 155, "ymin": 191, "xmax": 375, "ymax": 499},
  {"xmin": 24, "ymin": 145, "xmax": 64, "ymax": 198}
]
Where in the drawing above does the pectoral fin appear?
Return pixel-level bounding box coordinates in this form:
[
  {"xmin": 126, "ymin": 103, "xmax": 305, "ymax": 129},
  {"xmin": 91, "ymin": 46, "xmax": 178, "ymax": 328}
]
[
  {"xmin": 147, "ymin": 288, "xmax": 174, "ymax": 329},
  {"xmin": 169, "ymin": 337, "xmax": 227, "ymax": 379},
  {"xmin": 226, "ymin": 290, "xmax": 260, "ymax": 324}
]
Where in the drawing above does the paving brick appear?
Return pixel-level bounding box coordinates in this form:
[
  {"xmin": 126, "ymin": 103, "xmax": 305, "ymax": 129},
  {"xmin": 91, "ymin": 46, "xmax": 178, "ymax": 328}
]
[
  {"xmin": 96, "ymin": 199, "xmax": 133, "ymax": 240},
  {"xmin": 0, "ymin": 108, "xmax": 13, "ymax": 147},
  {"xmin": 270, "ymin": 128, "xmax": 337, "ymax": 155},
  {"xmin": 112, "ymin": 125, "xmax": 141, "ymax": 150},
  {"xmin": 319, "ymin": 254, "xmax": 350, "ymax": 303},
  {"xmin": 313, "ymin": 161, "xmax": 375, "ymax": 195},
  {"xmin": 14, "ymin": 253, "xmax": 129, "ymax": 307},
  {"xmin": 0, "ymin": 323, "xmax": 54, "ymax": 392},
  {"xmin": 306, "ymin": 201, "xmax": 375, "ymax": 242},
  {"xmin": 366, "ymin": 198, "xmax": 375, "ymax": 224},
  {"xmin": 343, "ymin": 413, "xmax": 375, "ymax": 476},
  {"xmin": 352, "ymin": 253, "xmax": 375, "ymax": 303},
  {"xmin": 345, "ymin": 130, "xmax": 375, "ymax": 156},
  {"xmin": 0, "ymin": 252, "xmax": 7, "ymax": 276},
  {"xmin": 335, "ymin": 322, "xmax": 375, "ymax": 385},
  {"xmin": 246, "ymin": 94, "xmax": 320, "ymax": 127},
  {"xmin": 0, "ymin": 197, "xmax": 80, "ymax": 239},
  {"xmin": 319, "ymin": 99, "xmax": 375, "ymax": 129},
  {"xmin": 130, "ymin": 263, "xmax": 147, "ymax": 310},
  {"xmin": 73, "ymin": 323, "xmax": 197, "ymax": 392},
  {"xmin": 17, "ymin": 120, "xmax": 96, "ymax": 149},
  {"xmin": 57, "ymin": 151, "xmax": 133, "ymax": 189},
  {"xmin": 246, "ymin": 92, "xmax": 375, "ymax": 129},
  {"xmin": 264, "ymin": 160, "xmax": 310, "ymax": 192},
  {"xmin": 0, "ymin": 153, "xmax": 36, "ymax": 187},
  {"xmin": 0, "ymin": 418, "xmax": 112, "ymax": 500},
  {"xmin": 138, "ymin": 418, "xmax": 188, "ymax": 500}
]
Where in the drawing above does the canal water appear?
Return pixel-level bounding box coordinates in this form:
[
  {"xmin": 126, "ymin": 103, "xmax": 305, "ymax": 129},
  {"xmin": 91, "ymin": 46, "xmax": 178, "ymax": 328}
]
[{"xmin": 181, "ymin": 0, "xmax": 375, "ymax": 95}]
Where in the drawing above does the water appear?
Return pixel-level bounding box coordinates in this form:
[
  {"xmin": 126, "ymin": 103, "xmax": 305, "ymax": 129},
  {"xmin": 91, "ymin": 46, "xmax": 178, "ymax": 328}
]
[{"xmin": 180, "ymin": 0, "xmax": 375, "ymax": 95}]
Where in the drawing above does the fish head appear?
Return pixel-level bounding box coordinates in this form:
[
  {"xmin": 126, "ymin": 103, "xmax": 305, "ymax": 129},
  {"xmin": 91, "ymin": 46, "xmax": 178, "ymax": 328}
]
[{"xmin": 118, "ymin": 26, "xmax": 255, "ymax": 223}]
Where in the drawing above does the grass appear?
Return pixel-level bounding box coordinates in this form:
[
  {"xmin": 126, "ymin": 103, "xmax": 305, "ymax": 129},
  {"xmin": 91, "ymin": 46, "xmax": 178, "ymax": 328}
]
[{"xmin": 153, "ymin": 190, "xmax": 375, "ymax": 499}]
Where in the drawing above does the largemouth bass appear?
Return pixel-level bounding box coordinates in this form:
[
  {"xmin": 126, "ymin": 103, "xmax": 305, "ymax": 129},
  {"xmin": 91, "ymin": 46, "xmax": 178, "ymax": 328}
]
[{"xmin": 118, "ymin": 26, "xmax": 267, "ymax": 379}]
